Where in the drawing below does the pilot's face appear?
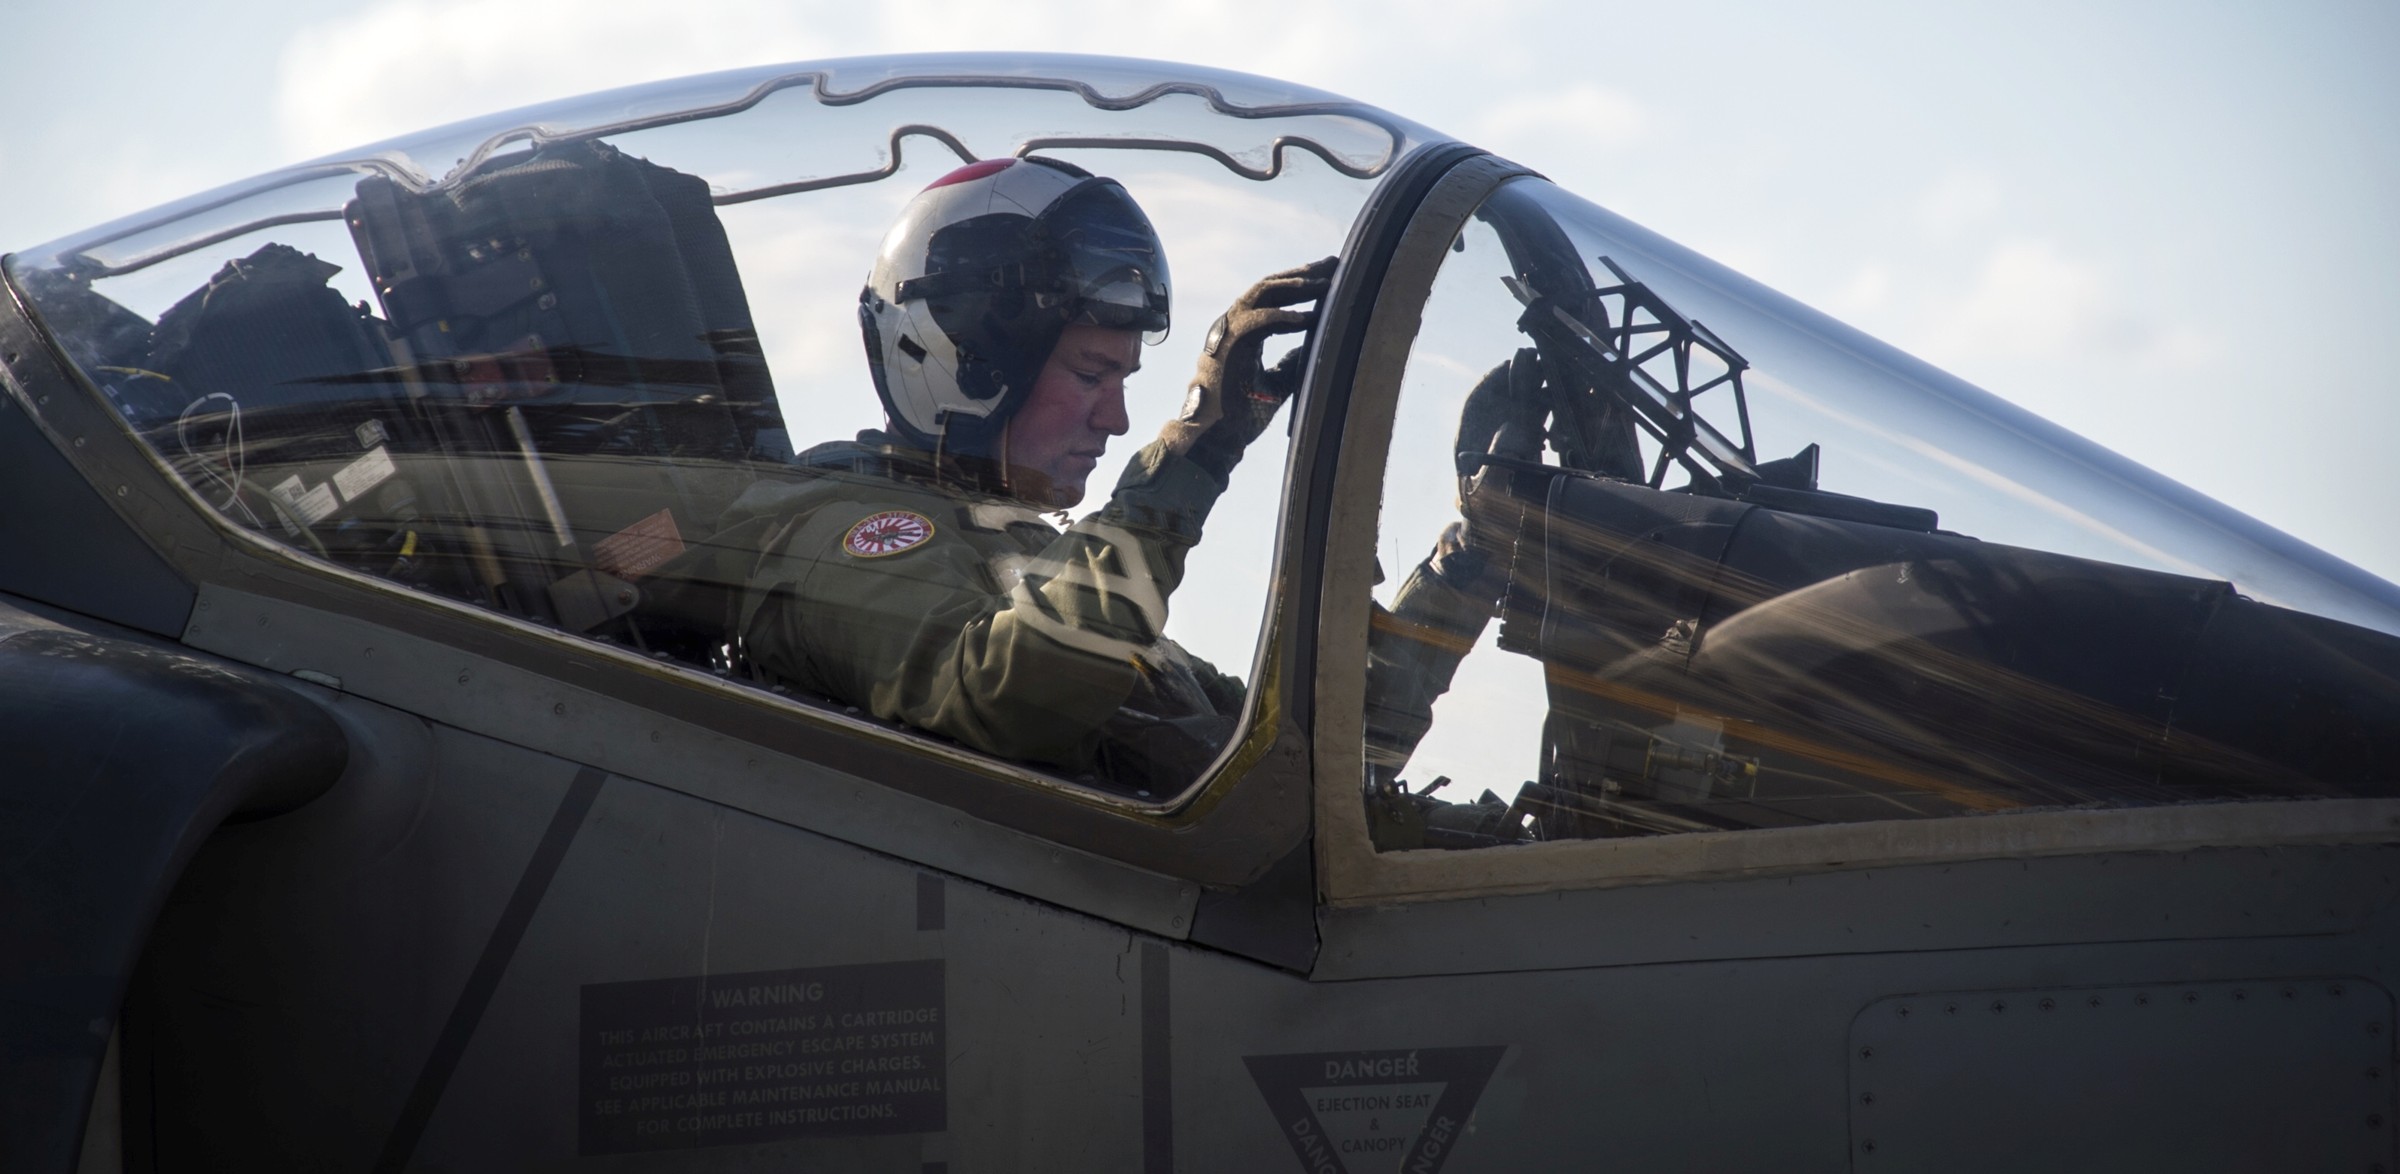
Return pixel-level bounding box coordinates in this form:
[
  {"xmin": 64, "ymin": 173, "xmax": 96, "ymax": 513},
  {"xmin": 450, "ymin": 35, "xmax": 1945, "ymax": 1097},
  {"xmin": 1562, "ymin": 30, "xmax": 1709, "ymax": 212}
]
[{"xmin": 1005, "ymin": 322, "xmax": 1140, "ymax": 508}]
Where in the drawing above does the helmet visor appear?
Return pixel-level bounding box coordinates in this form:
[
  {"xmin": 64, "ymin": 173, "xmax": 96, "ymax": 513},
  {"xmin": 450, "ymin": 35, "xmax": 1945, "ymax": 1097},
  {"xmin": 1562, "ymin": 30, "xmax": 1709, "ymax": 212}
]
[{"xmin": 1047, "ymin": 180, "xmax": 1172, "ymax": 342}]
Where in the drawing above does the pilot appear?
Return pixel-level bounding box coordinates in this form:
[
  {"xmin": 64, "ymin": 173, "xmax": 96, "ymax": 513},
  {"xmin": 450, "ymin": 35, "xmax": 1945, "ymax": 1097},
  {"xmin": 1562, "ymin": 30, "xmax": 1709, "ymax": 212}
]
[{"xmin": 723, "ymin": 156, "xmax": 1333, "ymax": 789}]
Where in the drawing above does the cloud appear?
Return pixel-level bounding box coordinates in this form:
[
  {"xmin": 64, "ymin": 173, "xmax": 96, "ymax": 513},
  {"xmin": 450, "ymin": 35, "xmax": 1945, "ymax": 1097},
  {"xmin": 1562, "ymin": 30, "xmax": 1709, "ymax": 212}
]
[
  {"xmin": 275, "ymin": 0, "xmax": 846, "ymax": 160},
  {"xmin": 1831, "ymin": 262, "xmax": 1894, "ymax": 316},
  {"xmin": 1917, "ymin": 237, "xmax": 2217, "ymax": 372},
  {"xmin": 2131, "ymin": 323, "xmax": 2222, "ymax": 372},
  {"xmin": 1913, "ymin": 169, "xmax": 2002, "ymax": 241},
  {"xmin": 1470, "ymin": 81, "xmax": 1650, "ymax": 157},
  {"xmin": 272, "ymin": 0, "xmax": 1411, "ymax": 164},
  {"xmin": 1925, "ymin": 238, "xmax": 2111, "ymax": 360}
]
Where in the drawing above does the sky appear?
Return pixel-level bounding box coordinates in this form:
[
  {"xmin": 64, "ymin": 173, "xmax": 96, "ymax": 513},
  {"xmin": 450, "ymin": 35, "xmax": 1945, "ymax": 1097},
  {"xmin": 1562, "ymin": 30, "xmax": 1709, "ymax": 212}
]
[{"xmin": 4, "ymin": 0, "xmax": 2395, "ymax": 585}]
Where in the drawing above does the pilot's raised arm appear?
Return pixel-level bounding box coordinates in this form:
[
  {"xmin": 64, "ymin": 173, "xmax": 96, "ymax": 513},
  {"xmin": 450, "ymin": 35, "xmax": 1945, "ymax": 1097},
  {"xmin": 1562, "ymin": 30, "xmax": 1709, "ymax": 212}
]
[
  {"xmin": 730, "ymin": 156, "xmax": 1330, "ymax": 783},
  {"xmin": 1364, "ymin": 352, "xmax": 1550, "ymax": 782}
]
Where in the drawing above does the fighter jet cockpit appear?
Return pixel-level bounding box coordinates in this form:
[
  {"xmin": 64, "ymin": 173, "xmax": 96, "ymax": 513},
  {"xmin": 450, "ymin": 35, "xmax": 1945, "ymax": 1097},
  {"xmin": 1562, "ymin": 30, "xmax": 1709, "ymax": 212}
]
[
  {"xmin": 12, "ymin": 55, "xmax": 2400, "ymax": 1173},
  {"xmin": 1359, "ymin": 176, "xmax": 2400, "ymax": 851},
  {"xmin": 5, "ymin": 54, "xmax": 2395, "ymax": 852},
  {"xmin": 7, "ymin": 59, "xmax": 1412, "ymax": 802}
]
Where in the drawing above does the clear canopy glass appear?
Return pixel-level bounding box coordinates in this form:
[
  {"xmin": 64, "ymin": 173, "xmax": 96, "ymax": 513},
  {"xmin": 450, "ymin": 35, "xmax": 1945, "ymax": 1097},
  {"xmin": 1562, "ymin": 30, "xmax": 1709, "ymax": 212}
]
[
  {"xmin": 1363, "ymin": 177, "xmax": 2400, "ymax": 849},
  {"xmin": 10, "ymin": 55, "xmax": 2393, "ymax": 844},
  {"xmin": 7, "ymin": 54, "xmax": 1430, "ymax": 801}
]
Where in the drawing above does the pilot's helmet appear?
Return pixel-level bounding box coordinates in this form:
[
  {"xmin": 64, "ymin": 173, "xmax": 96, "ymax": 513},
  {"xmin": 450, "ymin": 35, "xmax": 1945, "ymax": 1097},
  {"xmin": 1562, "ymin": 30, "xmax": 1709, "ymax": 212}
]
[{"xmin": 860, "ymin": 157, "xmax": 1171, "ymax": 459}]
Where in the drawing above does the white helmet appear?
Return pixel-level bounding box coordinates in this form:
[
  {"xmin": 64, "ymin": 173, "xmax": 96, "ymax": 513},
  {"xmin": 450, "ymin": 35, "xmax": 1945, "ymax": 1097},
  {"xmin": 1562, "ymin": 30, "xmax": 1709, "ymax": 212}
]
[{"xmin": 859, "ymin": 157, "xmax": 1171, "ymax": 458}]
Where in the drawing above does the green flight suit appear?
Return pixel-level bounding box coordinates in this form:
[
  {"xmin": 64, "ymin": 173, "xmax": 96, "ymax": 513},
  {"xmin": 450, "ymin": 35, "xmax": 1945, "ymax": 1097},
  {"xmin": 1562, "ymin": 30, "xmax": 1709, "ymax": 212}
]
[{"xmin": 729, "ymin": 430, "xmax": 1242, "ymax": 785}]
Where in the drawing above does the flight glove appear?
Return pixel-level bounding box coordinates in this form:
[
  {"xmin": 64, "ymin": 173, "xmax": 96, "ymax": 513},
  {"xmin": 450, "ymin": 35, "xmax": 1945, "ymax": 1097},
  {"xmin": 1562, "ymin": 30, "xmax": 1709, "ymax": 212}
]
[{"xmin": 1160, "ymin": 255, "xmax": 1338, "ymax": 479}]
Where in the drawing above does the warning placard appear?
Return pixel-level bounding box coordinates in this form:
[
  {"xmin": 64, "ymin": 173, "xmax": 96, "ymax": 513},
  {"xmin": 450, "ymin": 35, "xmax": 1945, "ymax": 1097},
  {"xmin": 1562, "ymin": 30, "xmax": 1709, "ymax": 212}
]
[
  {"xmin": 579, "ymin": 960, "xmax": 944, "ymax": 1155},
  {"xmin": 1243, "ymin": 1046, "xmax": 1505, "ymax": 1174}
]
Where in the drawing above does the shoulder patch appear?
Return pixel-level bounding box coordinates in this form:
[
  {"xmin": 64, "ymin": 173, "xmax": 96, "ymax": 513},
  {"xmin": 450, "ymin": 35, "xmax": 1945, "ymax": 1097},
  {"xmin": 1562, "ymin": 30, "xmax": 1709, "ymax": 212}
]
[{"xmin": 843, "ymin": 510, "xmax": 936, "ymax": 558}]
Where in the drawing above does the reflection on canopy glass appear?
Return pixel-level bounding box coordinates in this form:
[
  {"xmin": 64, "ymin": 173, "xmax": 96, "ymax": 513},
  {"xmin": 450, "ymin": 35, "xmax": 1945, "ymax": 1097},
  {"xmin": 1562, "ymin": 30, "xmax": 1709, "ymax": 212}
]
[{"xmin": 1365, "ymin": 178, "xmax": 2400, "ymax": 850}]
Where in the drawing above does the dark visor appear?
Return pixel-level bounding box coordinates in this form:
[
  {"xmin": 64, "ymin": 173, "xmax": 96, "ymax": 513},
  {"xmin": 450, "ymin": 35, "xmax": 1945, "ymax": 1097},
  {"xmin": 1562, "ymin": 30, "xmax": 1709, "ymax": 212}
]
[{"xmin": 1047, "ymin": 181, "xmax": 1171, "ymax": 338}]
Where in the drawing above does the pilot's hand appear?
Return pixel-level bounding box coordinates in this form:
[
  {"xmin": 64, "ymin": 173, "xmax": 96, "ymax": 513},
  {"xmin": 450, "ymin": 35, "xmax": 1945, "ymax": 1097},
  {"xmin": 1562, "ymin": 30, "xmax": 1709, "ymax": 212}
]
[{"xmin": 1160, "ymin": 255, "xmax": 1338, "ymax": 478}]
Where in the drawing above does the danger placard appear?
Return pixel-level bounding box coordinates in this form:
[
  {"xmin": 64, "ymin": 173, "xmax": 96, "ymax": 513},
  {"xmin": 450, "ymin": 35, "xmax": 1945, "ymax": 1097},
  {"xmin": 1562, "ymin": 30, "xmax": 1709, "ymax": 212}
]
[{"xmin": 1243, "ymin": 1046, "xmax": 1506, "ymax": 1174}]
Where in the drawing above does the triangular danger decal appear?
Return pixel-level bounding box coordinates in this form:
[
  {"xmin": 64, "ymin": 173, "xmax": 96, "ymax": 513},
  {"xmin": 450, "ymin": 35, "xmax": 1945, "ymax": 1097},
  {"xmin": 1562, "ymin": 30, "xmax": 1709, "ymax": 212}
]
[{"xmin": 1243, "ymin": 1046, "xmax": 1506, "ymax": 1174}]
